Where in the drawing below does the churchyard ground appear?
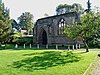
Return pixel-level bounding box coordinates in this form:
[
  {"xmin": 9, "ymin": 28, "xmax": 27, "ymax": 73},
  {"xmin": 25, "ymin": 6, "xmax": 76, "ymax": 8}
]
[{"xmin": 0, "ymin": 49, "xmax": 100, "ymax": 75}]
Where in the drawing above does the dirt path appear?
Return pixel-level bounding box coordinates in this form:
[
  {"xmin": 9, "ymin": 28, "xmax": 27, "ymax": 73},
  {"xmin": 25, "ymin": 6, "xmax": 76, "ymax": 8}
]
[{"xmin": 92, "ymin": 57, "xmax": 100, "ymax": 75}]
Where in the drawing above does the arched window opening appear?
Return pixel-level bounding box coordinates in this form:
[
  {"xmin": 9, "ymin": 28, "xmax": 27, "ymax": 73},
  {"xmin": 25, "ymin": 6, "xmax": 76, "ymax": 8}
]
[{"xmin": 58, "ymin": 19, "xmax": 66, "ymax": 35}]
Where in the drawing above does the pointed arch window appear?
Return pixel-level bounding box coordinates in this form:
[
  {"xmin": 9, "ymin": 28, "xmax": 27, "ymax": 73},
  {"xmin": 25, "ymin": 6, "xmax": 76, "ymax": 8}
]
[{"xmin": 58, "ymin": 19, "xmax": 66, "ymax": 35}]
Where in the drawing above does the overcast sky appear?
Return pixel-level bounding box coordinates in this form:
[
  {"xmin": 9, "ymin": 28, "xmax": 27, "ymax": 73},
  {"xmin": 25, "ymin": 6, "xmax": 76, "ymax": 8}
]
[{"xmin": 2, "ymin": 0, "xmax": 100, "ymax": 22}]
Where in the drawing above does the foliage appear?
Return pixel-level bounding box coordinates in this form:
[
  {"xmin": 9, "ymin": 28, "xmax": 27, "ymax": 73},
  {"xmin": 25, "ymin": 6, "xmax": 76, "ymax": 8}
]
[
  {"xmin": 11, "ymin": 19, "xmax": 18, "ymax": 29},
  {"xmin": 56, "ymin": 4, "xmax": 71, "ymax": 15},
  {"xmin": 15, "ymin": 37, "xmax": 33, "ymax": 45},
  {"xmin": 88, "ymin": 12, "xmax": 100, "ymax": 48},
  {"xmin": 11, "ymin": 19, "xmax": 19, "ymax": 33},
  {"xmin": 12, "ymin": 32, "xmax": 33, "ymax": 45},
  {"xmin": 0, "ymin": 50, "xmax": 99, "ymax": 75},
  {"xmin": 13, "ymin": 32, "xmax": 22, "ymax": 37},
  {"xmin": 88, "ymin": 36, "xmax": 100, "ymax": 48},
  {"xmin": 1, "ymin": 44, "xmax": 15, "ymax": 49},
  {"xmin": 12, "ymin": 32, "xmax": 22, "ymax": 44},
  {"xmin": 56, "ymin": 3, "xmax": 84, "ymax": 15},
  {"xmin": 64, "ymin": 12, "xmax": 100, "ymax": 52},
  {"xmin": 71, "ymin": 3, "xmax": 84, "ymax": 14},
  {"xmin": 18, "ymin": 12, "xmax": 34, "ymax": 34},
  {"xmin": 0, "ymin": 2, "xmax": 12, "ymax": 44}
]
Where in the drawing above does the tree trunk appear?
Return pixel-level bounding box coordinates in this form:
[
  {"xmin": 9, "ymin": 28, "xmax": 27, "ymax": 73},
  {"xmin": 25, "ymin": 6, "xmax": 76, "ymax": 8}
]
[{"xmin": 84, "ymin": 40, "xmax": 89, "ymax": 52}]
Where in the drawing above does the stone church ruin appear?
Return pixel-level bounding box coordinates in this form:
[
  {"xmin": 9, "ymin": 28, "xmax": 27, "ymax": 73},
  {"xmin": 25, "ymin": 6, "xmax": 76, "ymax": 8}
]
[{"xmin": 33, "ymin": 12, "xmax": 83, "ymax": 46}]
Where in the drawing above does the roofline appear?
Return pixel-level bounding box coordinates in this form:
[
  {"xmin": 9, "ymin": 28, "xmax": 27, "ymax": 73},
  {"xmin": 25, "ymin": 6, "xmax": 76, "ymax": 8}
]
[{"xmin": 37, "ymin": 12, "xmax": 77, "ymax": 21}]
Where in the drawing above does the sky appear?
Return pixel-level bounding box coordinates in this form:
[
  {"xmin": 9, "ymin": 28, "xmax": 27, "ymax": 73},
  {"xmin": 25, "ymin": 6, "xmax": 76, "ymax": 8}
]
[{"xmin": 2, "ymin": 0, "xmax": 100, "ymax": 22}]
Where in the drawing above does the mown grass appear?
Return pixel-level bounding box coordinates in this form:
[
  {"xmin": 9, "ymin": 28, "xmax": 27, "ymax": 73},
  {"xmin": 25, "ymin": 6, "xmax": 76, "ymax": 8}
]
[
  {"xmin": 0, "ymin": 49, "xmax": 100, "ymax": 75},
  {"xmin": 85, "ymin": 53, "xmax": 100, "ymax": 75}
]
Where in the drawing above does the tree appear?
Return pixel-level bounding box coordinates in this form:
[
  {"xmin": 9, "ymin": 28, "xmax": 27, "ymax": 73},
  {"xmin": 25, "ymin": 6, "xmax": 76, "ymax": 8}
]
[
  {"xmin": 11, "ymin": 19, "xmax": 19, "ymax": 33},
  {"xmin": 71, "ymin": 3, "xmax": 84, "ymax": 14},
  {"xmin": 18, "ymin": 12, "xmax": 34, "ymax": 34},
  {"xmin": 85, "ymin": 0, "xmax": 91, "ymax": 13},
  {"xmin": 64, "ymin": 12, "xmax": 100, "ymax": 52},
  {"xmin": 88, "ymin": 12, "xmax": 100, "ymax": 48},
  {"xmin": 11, "ymin": 19, "xmax": 18, "ymax": 29},
  {"xmin": 56, "ymin": 3, "xmax": 84, "ymax": 15},
  {"xmin": 56, "ymin": 4, "xmax": 71, "ymax": 15},
  {"xmin": 0, "ymin": 2, "xmax": 12, "ymax": 45}
]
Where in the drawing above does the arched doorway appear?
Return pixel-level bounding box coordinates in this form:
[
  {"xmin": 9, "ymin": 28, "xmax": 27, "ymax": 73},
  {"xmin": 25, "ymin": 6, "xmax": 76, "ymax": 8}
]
[{"xmin": 38, "ymin": 29, "xmax": 47, "ymax": 45}]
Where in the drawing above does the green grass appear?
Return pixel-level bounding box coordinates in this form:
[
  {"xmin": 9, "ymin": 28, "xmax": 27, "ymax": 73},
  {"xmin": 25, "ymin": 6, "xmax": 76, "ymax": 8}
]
[
  {"xmin": 0, "ymin": 49, "xmax": 100, "ymax": 75},
  {"xmin": 85, "ymin": 53, "xmax": 100, "ymax": 75}
]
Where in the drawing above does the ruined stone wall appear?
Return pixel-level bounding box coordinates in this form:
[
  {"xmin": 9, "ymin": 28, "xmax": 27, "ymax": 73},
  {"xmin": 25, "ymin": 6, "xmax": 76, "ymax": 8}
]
[{"xmin": 33, "ymin": 12, "xmax": 81, "ymax": 45}]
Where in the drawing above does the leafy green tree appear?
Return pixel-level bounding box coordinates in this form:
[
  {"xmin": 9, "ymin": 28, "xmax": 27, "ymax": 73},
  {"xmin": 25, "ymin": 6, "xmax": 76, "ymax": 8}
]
[
  {"xmin": 56, "ymin": 4, "xmax": 71, "ymax": 15},
  {"xmin": 12, "ymin": 32, "xmax": 22, "ymax": 44},
  {"xmin": 18, "ymin": 12, "xmax": 34, "ymax": 34},
  {"xmin": 11, "ymin": 19, "xmax": 19, "ymax": 34},
  {"xmin": 11, "ymin": 19, "xmax": 18, "ymax": 29},
  {"xmin": 88, "ymin": 12, "xmax": 100, "ymax": 48},
  {"xmin": 56, "ymin": 3, "xmax": 84, "ymax": 15},
  {"xmin": 71, "ymin": 3, "xmax": 84, "ymax": 14},
  {"xmin": 64, "ymin": 12, "xmax": 100, "ymax": 52},
  {"xmin": 0, "ymin": 2, "xmax": 12, "ymax": 45},
  {"xmin": 12, "ymin": 32, "xmax": 33, "ymax": 45}
]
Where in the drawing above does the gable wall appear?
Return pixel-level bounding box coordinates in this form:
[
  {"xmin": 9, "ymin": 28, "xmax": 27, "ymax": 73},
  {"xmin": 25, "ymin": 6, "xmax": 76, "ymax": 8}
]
[{"xmin": 33, "ymin": 12, "xmax": 81, "ymax": 45}]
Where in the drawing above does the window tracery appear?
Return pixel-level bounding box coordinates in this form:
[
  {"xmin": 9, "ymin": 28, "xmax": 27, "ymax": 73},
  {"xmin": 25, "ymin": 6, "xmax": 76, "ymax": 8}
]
[{"xmin": 58, "ymin": 19, "xmax": 66, "ymax": 35}]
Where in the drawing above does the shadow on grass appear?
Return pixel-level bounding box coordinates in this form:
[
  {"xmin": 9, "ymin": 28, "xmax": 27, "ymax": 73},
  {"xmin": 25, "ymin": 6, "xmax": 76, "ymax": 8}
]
[
  {"xmin": 77, "ymin": 52, "xmax": 87, "ymax": 54},
  {"xmin": 98, "ymin": 54, "xmax": 100, "ymax": 57},
  {"xmin": 10, "ymin": 51, "xmax": 81, "ymax": 71},
  {"xmin": 0, "ymin": 48, "xmax": 48, "ymax": 50},
  {"xmin": 13, "ymin": 48, "xmax": 46, "ymax": 50}
]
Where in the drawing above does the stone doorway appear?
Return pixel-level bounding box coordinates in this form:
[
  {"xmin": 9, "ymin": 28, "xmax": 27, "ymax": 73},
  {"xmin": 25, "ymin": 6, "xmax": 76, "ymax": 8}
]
[{"xmin": 38, "ymin": 29, "xmax": 47, "ymax": 45}]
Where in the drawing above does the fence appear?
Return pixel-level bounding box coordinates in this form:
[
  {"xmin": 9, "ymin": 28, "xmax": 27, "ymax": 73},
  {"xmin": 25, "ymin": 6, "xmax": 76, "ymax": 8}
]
[{"xmin": 14, "ymin": 44, "xmax": 81, "ymax": 50}]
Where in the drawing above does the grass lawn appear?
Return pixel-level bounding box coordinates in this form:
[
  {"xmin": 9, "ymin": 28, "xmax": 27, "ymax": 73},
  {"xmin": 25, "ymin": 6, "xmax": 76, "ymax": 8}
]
[{"xmin": 0, "ymin": 49, "xmax": 100, "ymax": 75}]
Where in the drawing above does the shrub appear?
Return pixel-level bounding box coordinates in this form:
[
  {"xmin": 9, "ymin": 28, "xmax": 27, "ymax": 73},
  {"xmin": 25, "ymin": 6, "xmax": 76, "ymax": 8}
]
[{"xmin": 14, "ymin": 37, "xmax": 33, "ymax": 45}]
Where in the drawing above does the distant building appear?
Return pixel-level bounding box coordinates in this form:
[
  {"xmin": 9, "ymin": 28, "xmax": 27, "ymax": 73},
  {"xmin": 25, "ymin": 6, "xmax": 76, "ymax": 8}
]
[
  {"xmin": 33, "ymin": 12, "xmax": 83, "ymax": 46},
  {"xmin": 20, "ymin": 30, "xmax": 28, "ymax": 35},
  {"xmin": 12, "ymin": 28, "xmax": 18, "ymax": 33}
]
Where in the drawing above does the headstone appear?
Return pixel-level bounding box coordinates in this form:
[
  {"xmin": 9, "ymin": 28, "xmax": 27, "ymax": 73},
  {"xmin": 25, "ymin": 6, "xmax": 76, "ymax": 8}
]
[
  {"xmin": 46, "ymin": 44, "xmax": 48, "ymax": 49},
  {"xmin": 30, "ymin": 44, "xmax": 32, "ymax": 48},
  {"xmin": 37, "ymin": 44, "xmax": 39, "ymax": 49},
  {"xmin": 24, "ymin": 44, "xmax": 25, "ymax": 48},
  {"xmin": 78, "ymin": 44, "xmax": 80, "ymax": 49},
  {"xmin": 68, "ymin": 45, "xmax": 70, "ymax": 50},
  {"xmin": 76, "ymin": 44, "xmax": 78, "ymax": 49},
  {"xmin": 15, "ymin": 44, "xmax": 18, "ymax": 48},
  {"xmin": 72, "ymin": 45, "xmax": 74, "ymax": 50},
  {"xmin": 56, "ymin": 45, "xmax": 58, "ymax": 50}
]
